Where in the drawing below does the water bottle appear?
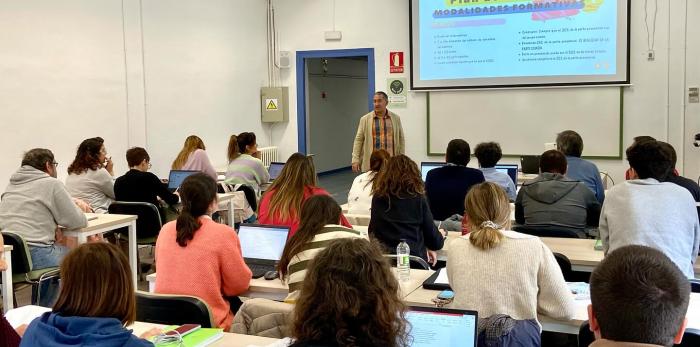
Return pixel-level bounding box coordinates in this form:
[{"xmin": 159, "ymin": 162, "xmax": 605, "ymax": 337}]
[{"xmin": 396, "ymin": 239, "xmax": 410, "ymax": 282}]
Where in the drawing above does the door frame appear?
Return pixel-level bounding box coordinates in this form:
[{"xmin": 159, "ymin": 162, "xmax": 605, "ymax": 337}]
[{"xmin": 296, "ymin": 48, "xmax": 375, "ymax": 154}]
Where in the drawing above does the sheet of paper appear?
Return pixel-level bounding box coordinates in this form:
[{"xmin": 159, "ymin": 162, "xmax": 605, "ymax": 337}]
[
  {"xmin": 434, "ymin": 268, "xmax": 449, "ymax": 285},
  {"xmin": 5, "ymin": 305, "xmax": 51, "ymax": 328}
]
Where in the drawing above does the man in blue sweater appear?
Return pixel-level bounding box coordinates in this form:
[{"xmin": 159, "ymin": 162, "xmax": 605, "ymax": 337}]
[
  {"xmin": 425, "ymin": 139, "xmax": 484, "ymax": 221},
  {"xmin": 556, "ymin": 130, "xmax": 605, "ymax": 204}
]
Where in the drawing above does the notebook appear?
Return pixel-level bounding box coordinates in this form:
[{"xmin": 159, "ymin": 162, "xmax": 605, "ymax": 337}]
[
  {"xmin": 238, "ymin": 224, "xmax": 290, "ymax": 278},
  {"xmin": 420, "ymin": 162, "xmax": 446, "ymax": 181},
  {"xmin": 168, "ymin": 170, "xmax": 198, "ymax": 192},
  {"xmin": 268, "ymin": 162, "xmax": 285, "ymax": 181},
  {"xmin": 160, "ymin": 326, "xmax": 224, "ymax": 347},
  {"xmin": 494, "ymin": 164, "xmax": 518, "ymax": 185},
  {"xmin": 406, "ymin": 306, "xmax": 478, "ymax": 347},
  {"xmin": 422, "ymin": 267, "xmax": 452, "ymax": 290}
]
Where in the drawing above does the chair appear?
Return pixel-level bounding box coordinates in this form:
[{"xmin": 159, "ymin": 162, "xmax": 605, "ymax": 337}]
[
  {"xmin": 384, "ymin": 254, "xmax": 430, "ymax": 270},
  {"xmin": 108, "ymin": 201, "xmax": 162, "ymax": 244},
  {"xmin": 513, "ymin": 225, "xmax": 584, "ymax": 239},
  {"xmin": 2, "ymin": 232, "xmax": 60, "ymax": 306},
  {"xmin": 690, "ymin": 279, "xmax": 700, "ymax": 293},
  {"xmin": 135, "ymin": 291, "xmax": 215, "ymax": 328},
  {"xmin": 217, "ymin": 183, "xmax": 256, "ymax": 225},
  {"xmin": 553, "ymin": 252, "xmax": 574, "ymax": 282}
]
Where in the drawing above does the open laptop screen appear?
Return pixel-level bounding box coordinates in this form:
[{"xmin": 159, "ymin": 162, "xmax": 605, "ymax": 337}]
[
  {"xmin": 494, "ymin": 164, "xmax": 518, "ymax": 185},
  {"xmin": 406, "ymin": 306, "xmax": 478, "ymax": 347},
  {"xmin": 238, "ymin": 224, "xmax": 289, "ymax": 261},
  {"xmin": 268, "ymin": 162, "xmax": 285, "ymax": 180},
  {"xmin": 168, "ymin": 170, "xmax": 198, "ymax": 190},
  {"xmin": 420, "ymin": 162, "xmax": 445, "ymax": 182}
]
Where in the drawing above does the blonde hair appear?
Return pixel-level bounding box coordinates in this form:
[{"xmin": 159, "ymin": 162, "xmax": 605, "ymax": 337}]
[
  {"xmin": 265, "ymin": 153, "xmax": 317, "ymax": 221},
  {"xmin": 465, "ymin": 182, "xmax": 511, "ymax": 250},
  {"xmin": 172, "ymin": 135, "xmax": 206, "ymax": 169}
]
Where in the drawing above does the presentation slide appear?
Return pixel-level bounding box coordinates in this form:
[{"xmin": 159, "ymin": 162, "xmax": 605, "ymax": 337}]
[{"xmin": 410, "ymin": 0, "xmax": 630, "ymax": 89}]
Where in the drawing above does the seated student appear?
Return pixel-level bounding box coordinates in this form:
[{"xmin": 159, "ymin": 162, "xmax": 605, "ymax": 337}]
[
  {"xmin": 225, "ymin": 132, "xmax": 270, "ymax": 194},
  {"xmin": 425, "ymin": 139, "xmax": 484, "ymax": 221},
  {"xmin": 0, "ymin": 148, "xmax": 88, "ymax": 269},
  {"xmin": 65, "ymin": 137, "xmax": 116, "ymax": 213},
  {"xmin": 277, "ymin": 195, "xmax": 365, "ymax": 302},
  {"xmin": 0, "ymin": 237, "xmax": 21, "ymax": 347},
  {"xmin": 369, "ymin": 155, "xmax": 445, "ymax": 265},
  {"xmin": 474, "ymin": 141, "xmax": 517, "ymax": 201},
  {"xmin": 556, "ymin": 130, "xmax": 605, "ymax": 204},
  {"xmin": 587, "ymin": 245, "xmax": 690, "ymax": 347},
  {"xmin": 658, "ymin": 142, "xmax": 700, "ymax": 202},
  {"xmin": 114, "ymin": 147, "xmax": 180, "ymax": 222},
  {"xmin": 624, "ymin": 135, "xmax": 657, "ymax": 180},
  {"xmin": 171, "ymin": 135, "xmax": 217, "ymax": 180},
  {"xmin": 20, "ymin": 243, "xmax": 161, "ymax": 346},
  {"xmin": 448, "ymin": 182, "xmax": 575, "ymax": 321},
  {"xmin": 346, "ymin": 149, "xmax": 390, "ymax": 215},
  {"xmin": 155, "ymin": 173, "xmax": 251, "ymax": 331},
  {"xmin": 515, "ymin": 150, "xmax": 600, "ymax": 237},
  {"xmin": 258, "ymin": 153, "xmax": 351, "ymax": 237},
  {"xmin": 288, "ymin": 238, "xmax": 408, "ymax": 347},
  {"xmin": 600, "ymin": 140, "xmax": 700, "ymax": 278}
]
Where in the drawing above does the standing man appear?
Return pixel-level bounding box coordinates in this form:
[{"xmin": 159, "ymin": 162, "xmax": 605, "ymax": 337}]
[{"xmin": 352, "ymin": 91, "xmax": 405, "ymax": 172}]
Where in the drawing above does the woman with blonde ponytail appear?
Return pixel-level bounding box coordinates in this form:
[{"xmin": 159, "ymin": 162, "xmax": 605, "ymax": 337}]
[{"xmin": 446, "ymin": 182, "xmax": 575, "ymax": 322}]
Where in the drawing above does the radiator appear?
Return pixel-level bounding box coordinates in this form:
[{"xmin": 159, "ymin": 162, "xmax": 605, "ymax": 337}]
[{"xmin": 258, "ymin": 146, "xmax": 279, "ymax": 167}]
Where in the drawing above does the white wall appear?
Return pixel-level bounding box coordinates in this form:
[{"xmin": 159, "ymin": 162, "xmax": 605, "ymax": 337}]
[
  {"xmin": 0, "ymin": 0, "xmax": 269, "ymax": 188},
  {"xmin": 307, "ymin": 58, "xmax": 368, "ymax": 172},
  {"xmin": 272, "ymin": 0, "xmax": 698, "ymax": 184}
]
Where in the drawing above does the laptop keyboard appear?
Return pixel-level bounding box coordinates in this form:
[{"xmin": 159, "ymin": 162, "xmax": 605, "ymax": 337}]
[{"xmin": 248, "ymin": 263, "xmax": 275, "ymax": 278}]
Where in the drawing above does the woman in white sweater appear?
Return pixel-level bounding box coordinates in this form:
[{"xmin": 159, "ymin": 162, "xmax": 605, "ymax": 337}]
[
  {"xmin": 65, "ymin": 137, "xmax": 115, "ymax": 213},
  {"xmin": 346, "ymin": 149, "xmax": 390, "ymax": 215},
  {"xmin": 447, "ymin": 182, "xmax": 575, "ymax": 322}
]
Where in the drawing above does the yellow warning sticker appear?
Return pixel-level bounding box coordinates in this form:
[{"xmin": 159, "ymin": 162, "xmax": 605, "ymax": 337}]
[{"xmin": 265, "ymin": 99, "xmax": 278, "ymax": 111}]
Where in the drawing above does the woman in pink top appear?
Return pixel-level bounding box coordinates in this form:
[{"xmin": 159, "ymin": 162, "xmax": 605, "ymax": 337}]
[
  {"xmin": 154, "ymin": 173, "xmax": 251, "ymax": 330},
  {"xmin": 258, "ymin": 153, "xmax": 351, "ymax": 238},
  {"xmin": 171, "ymin": 135, "xmax": 217, "ymax": 180}
]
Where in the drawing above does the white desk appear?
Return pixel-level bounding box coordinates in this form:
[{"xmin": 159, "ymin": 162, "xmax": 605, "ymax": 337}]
[
  {"xmin": 217, "ymin": 193, "xmax": 237, "ymax": 228},
  {"xmin": 63, "ymin": 213, "xmax": 138, "ymax": 286},
  {"xmin": 147, "ymin": 269, "xmax": 434, "ymax": 302},
  {"xmin": 130, "ymin": 321, "xmax": 282, "ymax": 346},
  {"xmin": 2, "ymin": 245, "xmax": 13, "ymax": 313},
  {"xmin": 404, "ymin": 287, "xmax": 700, "ymax": 334}
]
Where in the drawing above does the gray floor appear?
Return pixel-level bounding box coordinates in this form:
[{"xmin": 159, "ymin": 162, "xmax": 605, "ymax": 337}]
[{"xmin": 318, "ymin": 168, "xmax": 358, "ymax": 205}]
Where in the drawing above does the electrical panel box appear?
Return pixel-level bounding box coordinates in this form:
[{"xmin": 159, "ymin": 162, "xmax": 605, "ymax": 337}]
[{"xmin": 261, "ymin": 87, "xmax": 289, "ymax": 123}]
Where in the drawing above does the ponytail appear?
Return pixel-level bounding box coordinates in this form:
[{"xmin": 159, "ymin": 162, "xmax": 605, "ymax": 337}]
[
  {"xmin": 227, "ymin": 135, "xmax": 240, "ymax": 163},
  {"xmin": 175, "ymin": 173, "xmax": 218, "ymax": 247},
  {"xmin": 469, "ymin": 223, "xmax": 504, "ymax": 250},
  {"xmin": 464, "ymin": 182, "xmax": 511, "ymax": 251}
]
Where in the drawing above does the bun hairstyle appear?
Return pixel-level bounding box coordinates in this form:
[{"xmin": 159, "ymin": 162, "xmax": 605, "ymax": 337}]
[
  {"xmin": 175, "ymin": 173, "xmax": 218, "ymax": 247},
  {"xmin": 465, "ymin": 182, "xmax": 511, "ymax": 250}
]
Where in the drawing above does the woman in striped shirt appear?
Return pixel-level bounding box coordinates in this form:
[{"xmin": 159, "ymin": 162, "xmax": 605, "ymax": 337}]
[
  {"xmin": 277, "ymin": 195, "xmax": 365, "ymax": 302},
  {"xmin": 225, "ymin": 132, "xmax": 270, "ymax": 195}
]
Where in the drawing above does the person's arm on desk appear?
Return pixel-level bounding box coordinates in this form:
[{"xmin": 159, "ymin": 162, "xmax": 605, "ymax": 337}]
[
  {"xmin": 220, "ymin": 232, "xmax": 253, "ymax": 296},
  {"xmin": 51, "ymin": 184, "xmax": 88, "ymax": 229},
  {"xmin": 151, "ymin": 172, "xmax": 179, "ymax": 206}
]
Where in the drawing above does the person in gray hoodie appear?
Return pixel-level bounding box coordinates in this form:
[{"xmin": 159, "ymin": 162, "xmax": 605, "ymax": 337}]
[
  {"xmin": 0, "ymin": 148, "xmax": 87, "ymax": 270},
  {"xmin": 515, "ymin": 150, "xmax": 601, "ymax": 237}
]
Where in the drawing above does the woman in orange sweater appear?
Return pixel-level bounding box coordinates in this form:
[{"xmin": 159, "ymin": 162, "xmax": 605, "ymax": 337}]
[{"xmin": 154, "ymin": 173, "xmax": 252, "ymax": 331}]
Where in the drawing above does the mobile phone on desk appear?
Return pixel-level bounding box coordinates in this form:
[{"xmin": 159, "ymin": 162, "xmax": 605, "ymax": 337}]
[{"xmin": 164, "ymin": 324, "xmax": 200, "ymax": 337}]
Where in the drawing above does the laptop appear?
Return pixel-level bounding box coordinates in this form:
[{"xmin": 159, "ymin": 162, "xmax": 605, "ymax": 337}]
[
  {"xmin": 494, "ymin": 164, "xmax": 518, "ymax": 185},
  {"xmin": 268, "ymin": 162, "xmax": 285, "ymax": 181},
  {"xmin": 420, "ymin": 162, "xmax": 446, "ymax": 181},
  {"xmin": 406, "ymin": 306, "xmax": 478, "ymax": 347},
  {"xmin": 237, "ymin": 224, "xmax": 290, "ymax": 278},
  {"xmin": 167, "ymin": 170, "xmax": 198, "ymax": 192},
  {"xmin": 520, "ymin": 155, "xmax": 541, "ymax": 174}
]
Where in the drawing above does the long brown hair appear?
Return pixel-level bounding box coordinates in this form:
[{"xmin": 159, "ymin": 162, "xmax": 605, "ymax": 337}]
[
  {"xmin": 465, "ymin": 182, "xmax": 511, "ymax": 250},
  {"xmin": 53, "ymin": 243, "xmax": 136, "ymax": 325},
  {"xmin": 265, "ymin": 153, "xmax": 317, "ymax": 221},
  {"xmin": 176, "ymin": 173, "xmax": 218, "ymax": 247},
  {"xmin": 67, "ymin": 137, "xmax": 104, "ymax": 174},
  {"xmin": 372, "ymin": 154, "xmax": 424, "ymax": 198},
  {"xmin": 172, "ymin": 135, "xmax": 205, "ymax": 170},
  {"xmin": 291, "ymin": 238, "xmax": 408, "ymax": 347},
  {"xmin": 227, "ymin": 134, "xmax": 240, "ymax": 163},
  {"xmin": 277, "ymin": 195, "xmax": 343, "ymax": 279}
]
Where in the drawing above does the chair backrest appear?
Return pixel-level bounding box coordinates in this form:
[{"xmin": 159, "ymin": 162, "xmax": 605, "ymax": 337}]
[
  {"xmin": 553, "ymin": 252, "xmax": 574, "ymax": 282},
  {"xmin": 1, "ymin": 231, "xmax": 33, "ymax": 274},
  {"xmin": 135, "ymin": 291, "xmax": 214, "ymax": 328},
  {"xmin": 108, "ymin": 202, "xmax": 162, "ymax": 239},
  {"xmin": 383, "ymin": 254, "xmax": 430, "ymax": 270},
  {"xmin": 690, "ymin": 279, "xmax": 700, "ymax": 293},
  {"xmin": 513, "ymin": 225, "xmax": 583, "ymax": 239}
]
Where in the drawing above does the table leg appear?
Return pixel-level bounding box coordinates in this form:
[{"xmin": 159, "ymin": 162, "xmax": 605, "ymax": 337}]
[
  {"xmin": 2, "ymin": 250, "xmax": 13, "ymax": 313},
  {"xmin": 128, "ymin": 221, "xmax": 138, "ymax": 287}
]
